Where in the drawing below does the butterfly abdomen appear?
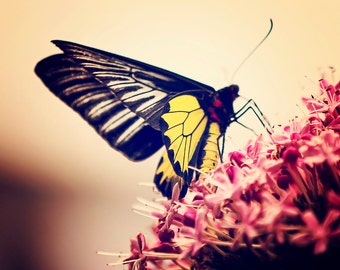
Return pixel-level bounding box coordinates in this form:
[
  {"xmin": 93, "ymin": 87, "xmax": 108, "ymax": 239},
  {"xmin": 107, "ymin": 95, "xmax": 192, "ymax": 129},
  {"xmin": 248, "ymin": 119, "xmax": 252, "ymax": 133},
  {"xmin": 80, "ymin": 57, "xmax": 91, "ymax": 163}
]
[{"xmin": 197, "ymin": 122, "xmax": 220, "ymax": 176}]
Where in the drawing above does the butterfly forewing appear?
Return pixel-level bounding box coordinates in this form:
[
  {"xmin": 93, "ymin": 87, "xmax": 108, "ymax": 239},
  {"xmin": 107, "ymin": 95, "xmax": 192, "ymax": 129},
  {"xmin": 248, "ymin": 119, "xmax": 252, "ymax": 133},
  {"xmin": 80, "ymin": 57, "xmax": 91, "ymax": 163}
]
[
  {"xmin": 35, "ymin": 41, "xmax": 216, "ymax": 162},
  {"xmin": 52, "ymin": 40, "xmax": 215, "ymax": 129},
  {"xmin": 35, "ymin": 54, "xmax": 163, "ymax": 160}
]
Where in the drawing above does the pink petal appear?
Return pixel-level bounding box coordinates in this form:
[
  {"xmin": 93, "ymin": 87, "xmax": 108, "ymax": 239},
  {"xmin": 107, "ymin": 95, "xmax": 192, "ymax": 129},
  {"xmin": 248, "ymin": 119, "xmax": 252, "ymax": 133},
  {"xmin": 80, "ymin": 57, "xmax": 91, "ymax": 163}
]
[{"xmin": 302, "ymin": 211, "xmax": 320, "ymax": 230}]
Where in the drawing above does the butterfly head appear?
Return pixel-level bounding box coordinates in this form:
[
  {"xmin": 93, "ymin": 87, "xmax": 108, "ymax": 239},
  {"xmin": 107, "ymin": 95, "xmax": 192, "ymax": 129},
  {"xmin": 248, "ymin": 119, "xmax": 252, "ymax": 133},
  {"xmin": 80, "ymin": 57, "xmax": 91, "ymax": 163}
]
[{"xmin": 219, "ymin": 84, "xmax": 239, "ymax": 101}]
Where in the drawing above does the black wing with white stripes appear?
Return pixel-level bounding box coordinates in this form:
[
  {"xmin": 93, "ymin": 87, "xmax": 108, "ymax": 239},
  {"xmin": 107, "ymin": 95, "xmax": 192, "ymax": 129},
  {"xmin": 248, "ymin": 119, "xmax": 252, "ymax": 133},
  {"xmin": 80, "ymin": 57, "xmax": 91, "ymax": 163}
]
[{"xmin": 35, "ymin": 40, "xmax": 215, "ymax": 161}]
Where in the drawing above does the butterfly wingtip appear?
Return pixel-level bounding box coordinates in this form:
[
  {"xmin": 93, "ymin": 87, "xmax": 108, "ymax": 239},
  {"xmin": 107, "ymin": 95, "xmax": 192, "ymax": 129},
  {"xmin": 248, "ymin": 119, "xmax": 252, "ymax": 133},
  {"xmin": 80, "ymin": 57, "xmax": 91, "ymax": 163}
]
[{"xmin": 51, "ymin": 40, "xmax": 69, "ymax": 49}]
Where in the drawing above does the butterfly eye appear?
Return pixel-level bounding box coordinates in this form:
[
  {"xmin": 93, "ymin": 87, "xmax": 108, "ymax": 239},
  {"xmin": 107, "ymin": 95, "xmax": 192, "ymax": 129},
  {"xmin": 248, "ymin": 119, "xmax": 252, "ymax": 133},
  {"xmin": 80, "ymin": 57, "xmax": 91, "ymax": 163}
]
[{"xmin": 229, "ymin": 84, "xmax": 240, "ymax": 99}]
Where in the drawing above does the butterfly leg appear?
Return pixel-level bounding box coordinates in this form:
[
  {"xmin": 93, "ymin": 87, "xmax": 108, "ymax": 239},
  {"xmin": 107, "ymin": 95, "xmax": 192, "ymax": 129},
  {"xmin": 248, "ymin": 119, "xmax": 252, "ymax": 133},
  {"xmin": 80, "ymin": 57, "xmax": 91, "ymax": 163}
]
[{"xmin": 233, "ymin": 98, "xmax": 273, "ymax": 135}]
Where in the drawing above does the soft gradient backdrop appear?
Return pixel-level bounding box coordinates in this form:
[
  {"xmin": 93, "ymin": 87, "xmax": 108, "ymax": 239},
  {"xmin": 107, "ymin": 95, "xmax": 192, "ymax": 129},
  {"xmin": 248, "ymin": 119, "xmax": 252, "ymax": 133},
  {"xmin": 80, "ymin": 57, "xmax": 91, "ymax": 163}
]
[{"xmin": 1, "ymin": 1, "xmax": 339, "ymax": 269}]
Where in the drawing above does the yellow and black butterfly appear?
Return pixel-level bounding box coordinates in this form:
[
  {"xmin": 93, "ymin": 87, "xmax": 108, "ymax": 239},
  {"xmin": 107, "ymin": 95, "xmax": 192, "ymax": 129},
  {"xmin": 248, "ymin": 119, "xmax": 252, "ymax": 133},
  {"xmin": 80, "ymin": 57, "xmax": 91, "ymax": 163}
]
[{"xmin": 35, "ymin": 40, "xmax": 269, "ymax": 199}]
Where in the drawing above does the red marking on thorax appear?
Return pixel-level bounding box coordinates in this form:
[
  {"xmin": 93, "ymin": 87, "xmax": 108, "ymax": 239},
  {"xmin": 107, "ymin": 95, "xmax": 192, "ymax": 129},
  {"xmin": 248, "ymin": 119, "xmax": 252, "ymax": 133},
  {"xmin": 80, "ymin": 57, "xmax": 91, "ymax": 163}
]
[
  {"xmin": 213, "ymin": 99, "xmax": 223, "ymax": 108},
  {"xmin": 208, "ymin": 107, "xmax": 220, "ymax": 122}
]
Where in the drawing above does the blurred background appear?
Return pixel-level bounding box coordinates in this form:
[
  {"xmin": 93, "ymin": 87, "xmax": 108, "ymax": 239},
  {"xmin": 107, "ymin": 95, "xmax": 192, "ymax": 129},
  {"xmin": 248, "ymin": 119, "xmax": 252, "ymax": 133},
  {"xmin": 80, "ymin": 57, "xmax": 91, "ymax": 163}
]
[{"xmin": 0, "ymin": 1, "xmax": 339, "ymax": 269}]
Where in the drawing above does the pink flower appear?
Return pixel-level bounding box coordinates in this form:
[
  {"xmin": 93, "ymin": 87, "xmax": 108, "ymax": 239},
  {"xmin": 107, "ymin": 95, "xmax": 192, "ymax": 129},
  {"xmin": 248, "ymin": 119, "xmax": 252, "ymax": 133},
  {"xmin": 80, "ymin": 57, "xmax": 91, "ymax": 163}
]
[
  {"xmin": 271, "ymin": 120, "xmax": 303, "ymax": 144},
  {"xmin": 124, "ymin": 233, "xmax": 148, "ymax": 270},
  {"xmin": 291, "ymin": 210, "xmax": 340, "ymax": 254},
  {"xmin": 180, "ymin": 206, "xmax": 209, "ymax": 258},
  {"xmin": 203, "ymin": 164, "xmax": 243, "ymax": 216},
  {"xmin": 259, "ymin": 190, "xmax": 299, "ymax": 228},
  {"xmin": 299, "ymin": 129, "xmax": 340, "ymax": 166},
  {"xmin": 302, "ymin": 79, "xmax": 340, "ymax": 117},
  {"xmin": 232, "ymin": 200, "xmax": 261, "ymax": 248},
  {"xmin": 282, "ymin": 146, "xmax": 301, "ymax": 165}
]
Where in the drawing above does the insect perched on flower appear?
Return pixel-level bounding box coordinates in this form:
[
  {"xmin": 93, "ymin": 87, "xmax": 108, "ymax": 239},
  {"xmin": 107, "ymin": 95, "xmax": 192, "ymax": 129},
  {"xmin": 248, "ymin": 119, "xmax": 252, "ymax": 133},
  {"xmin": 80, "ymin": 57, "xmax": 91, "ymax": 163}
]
[
  {"xmin": 114, "ymin": 76, "xmax": 340, "ymax": 270},
  {"xmin": 35, "ymin": 23, "xmax": 272, "ymax": 198}
]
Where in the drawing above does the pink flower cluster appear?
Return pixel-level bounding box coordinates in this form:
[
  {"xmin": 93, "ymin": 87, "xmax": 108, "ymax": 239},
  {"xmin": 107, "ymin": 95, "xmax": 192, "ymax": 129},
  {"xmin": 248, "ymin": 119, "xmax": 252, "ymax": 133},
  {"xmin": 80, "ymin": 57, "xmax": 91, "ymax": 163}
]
[{"xmin": 123, "ymin": 78, "xmax": 340, "ymax": 270}]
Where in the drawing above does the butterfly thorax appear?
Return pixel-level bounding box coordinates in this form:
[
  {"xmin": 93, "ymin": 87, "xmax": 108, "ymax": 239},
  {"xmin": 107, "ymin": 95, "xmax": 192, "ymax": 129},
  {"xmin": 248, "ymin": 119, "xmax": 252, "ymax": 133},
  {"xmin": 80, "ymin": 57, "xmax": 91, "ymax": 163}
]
[{"xmin": 207, "ymin": 84, "xmax": 239, "ymax": 132}]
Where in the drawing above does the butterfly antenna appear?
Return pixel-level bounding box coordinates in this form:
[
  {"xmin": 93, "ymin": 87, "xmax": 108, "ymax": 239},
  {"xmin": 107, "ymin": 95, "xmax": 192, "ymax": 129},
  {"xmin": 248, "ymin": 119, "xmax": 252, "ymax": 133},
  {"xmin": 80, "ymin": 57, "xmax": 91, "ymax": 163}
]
[{"xmin": 231, "ymin": 19, "xmax": 273, "ymax": 82}]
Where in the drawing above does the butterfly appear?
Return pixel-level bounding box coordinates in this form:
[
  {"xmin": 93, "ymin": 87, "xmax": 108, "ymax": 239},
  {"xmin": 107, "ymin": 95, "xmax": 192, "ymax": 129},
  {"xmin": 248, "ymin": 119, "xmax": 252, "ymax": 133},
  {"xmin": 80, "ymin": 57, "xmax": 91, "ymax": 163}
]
[{"xmin": 35, "ymin": 40, "xmax": 270, "ymax": 199}]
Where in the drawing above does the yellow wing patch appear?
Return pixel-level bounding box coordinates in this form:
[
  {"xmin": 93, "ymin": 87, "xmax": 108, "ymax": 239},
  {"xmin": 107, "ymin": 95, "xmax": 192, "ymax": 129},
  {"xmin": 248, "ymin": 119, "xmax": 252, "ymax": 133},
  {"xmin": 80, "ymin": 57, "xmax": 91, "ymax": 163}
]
[
  {"xmin": 154, "ymin": 150, "xmax": 187, "ymax": 198},
  {"xmin": 160, "ymin": 95, "xmax": 208, "ymax": 178}
]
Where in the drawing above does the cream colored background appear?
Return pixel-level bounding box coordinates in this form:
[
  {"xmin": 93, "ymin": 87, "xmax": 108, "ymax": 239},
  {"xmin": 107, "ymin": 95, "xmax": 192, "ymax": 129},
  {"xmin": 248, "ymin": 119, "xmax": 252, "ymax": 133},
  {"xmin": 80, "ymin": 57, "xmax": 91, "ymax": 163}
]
[{"xmin": 0, "ymin": 1, "xmax": 339, "ymax": 269}]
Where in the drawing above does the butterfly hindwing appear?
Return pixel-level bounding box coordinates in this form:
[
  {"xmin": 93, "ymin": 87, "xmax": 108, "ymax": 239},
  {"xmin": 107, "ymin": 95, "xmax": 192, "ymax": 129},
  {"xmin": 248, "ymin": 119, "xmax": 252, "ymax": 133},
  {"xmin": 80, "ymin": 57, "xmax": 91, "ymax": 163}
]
[
  {"xmin": 158, "ymin": 94, "xmax": 210, "ymax": 187},
  {"xmin": 154, "ymin": 150, "xmax": 188, "ymax": 199}
]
